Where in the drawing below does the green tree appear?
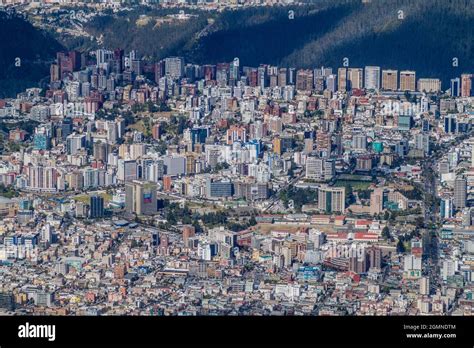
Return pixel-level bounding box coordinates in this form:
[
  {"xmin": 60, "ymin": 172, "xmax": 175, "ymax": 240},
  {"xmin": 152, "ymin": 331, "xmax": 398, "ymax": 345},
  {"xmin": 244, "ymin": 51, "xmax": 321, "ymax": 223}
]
[{"xmin": 396, "ymin": 239, "xmax": 406, "ymax": 253}]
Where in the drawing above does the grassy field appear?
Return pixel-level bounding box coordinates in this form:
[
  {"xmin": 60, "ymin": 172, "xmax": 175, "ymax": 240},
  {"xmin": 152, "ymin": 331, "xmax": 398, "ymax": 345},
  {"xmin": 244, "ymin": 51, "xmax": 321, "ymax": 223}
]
[
  {"xmin": 334, "ymin": 180, "xmax": 372, "ymax": 190},
  {"xmin": 73, "ymin": 192, "xmax": 112, "ymax": 204},
  {"xmin": 127, "ymin": 120, "xmax": 147, "ymax": 134}
]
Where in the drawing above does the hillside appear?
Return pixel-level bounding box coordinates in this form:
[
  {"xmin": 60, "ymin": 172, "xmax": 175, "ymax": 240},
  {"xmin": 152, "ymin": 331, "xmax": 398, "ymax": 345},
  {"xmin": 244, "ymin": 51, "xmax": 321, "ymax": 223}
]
[
  {"xmin": 1, "ymin": 0, "xmax": 473, "ymax": 95},
  {"xmin": 280, "ymin": 0, "xmax": 474, "ymax": 84},
  {"xmin": 70, "ymin": 0, "xmax": 474, "ymax": 87},
  {"xmin": 0, "ymin": 11, "xmax": 63, "ymax": 98}
]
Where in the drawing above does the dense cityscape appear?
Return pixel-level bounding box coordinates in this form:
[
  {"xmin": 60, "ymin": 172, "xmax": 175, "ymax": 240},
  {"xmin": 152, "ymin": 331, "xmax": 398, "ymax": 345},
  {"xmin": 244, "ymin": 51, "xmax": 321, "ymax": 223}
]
[{"xmin": 0, "ymin": 37, "xmax": 473, "ymax": 316}]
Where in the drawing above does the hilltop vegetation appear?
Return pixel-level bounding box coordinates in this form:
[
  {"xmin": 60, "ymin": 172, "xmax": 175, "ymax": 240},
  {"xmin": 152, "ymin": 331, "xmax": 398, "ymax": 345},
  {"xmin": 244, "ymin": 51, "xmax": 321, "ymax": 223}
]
[{"xmin": 0, "ymin": 11, "xmax": 63, "ymax": 97}]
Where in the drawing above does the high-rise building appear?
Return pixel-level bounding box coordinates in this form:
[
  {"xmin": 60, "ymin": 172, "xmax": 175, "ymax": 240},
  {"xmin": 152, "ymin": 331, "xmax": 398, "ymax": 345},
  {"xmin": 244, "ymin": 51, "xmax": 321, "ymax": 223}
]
[
  {"xmin": 288, "ymin": 68, "xmax": 296, "ymax": 85},
  {"xmin": 26, "ymin": 165, "xmax": 58, "ymax": 192},
  {"xmin": 316, "ymin": 131, "xmax": 331, "ymax": 157},
  {"xmin": 370, "ymin": 188, "xmax": 384, "ymax": 215},
  {"xmin": 60, "ymin": 118, "xmax": 73, "ymax": 140},
  {"xmin": 93, "ymin": 141, "xmax": 108, "ymax": 162},
  {"xmin": 367, "ymin": 246, "xmax": 382, "ymax": 269},
  {"xmin": 226, "ymin": 125, "xmax": 247, "ymax": 145},
  {"xmin": 419, "ymin": 276, "xmax": 430, "ymax": 295},
  {"xmin": 382, "ymin": 69, "xmax": 398, "ymax": 90},
  {"xmin": 206, "ymin": 179, "xmax": 233, "ymax": 198},
  {"xmin": 417, "ymin": 78, "xmax": 441, "ymax": 93},
  {"xmin": 364, "ymin": 66, "xmax": 380, "ymax": 90},
  {"xmin": 451, "ymin": 77, "xmax": 460, "ymax": 97},
  {"xmin": 440, "ymin": 197, "xmax": 454, "ymax": 219},
  {"xmin": 318, "ymin": 186, "xmax": 345, "ymax": 213},
  {"xmin": 33, "ymin": 132, "xmax": 51, "ymax": 151},
  {"xmin": 404, "ymin": 255, "xmax": 422, "ymax": 272},
  {"xmin": 163, "ymin": 175, "xmax": 172, "ymax": 192},
  {"xmin": 326, "ymin": 74, "xmax": 337, "ymax": 92},
  {"xmin": 182, "ymin": 225, "xmax": 196, "ymax": 246},
  {"xmin": 303, "ymin": 138, "xmax": 314, "ymax": 154},
  {"xmin": 400, "ymin": 71, "xmax": 416, "ymax": 91},
  {"xmin": 441, "ymin": 260, "xmax": 456, "ymax": 281},
  {"xmin": 454, "ymin": 177, "xmax": 467, "ymax": 209},
  {"xmin": 89, "ymin": 195, "xmax": 104, "ymax": 218},
  {"xmin": 305, "ymin": 157, "xmax": 335, "ymax": 181},
  {"xmin": 349, "ymin": 254, "xmax": 368, "ymax": 274},
  {"xmin": 471, "ymin": 145, "xmax": 474, "ymax": 168},
  {"xmin": 50, "ymin": 63, "xmax": 60, "ymax": 82},
  {"xmin": 444, "ymin": 115, "xmax": 457, "ymax": 133},
  {"xmin": 278, "ymin": 68, "xmax": 287, "ymax": 87},
  {"xmin": 125, "ymin": 180, "xmax": 158, "ymax": 215},
  {"xmin": 96, "ymin": 49, "xmax": 113, "ymax": 66},
  {"xmin": 66, "ymin": 134, "xmax": 86, "ymax": 155},
  {"xmin": 348, "ymin": 68, "xmax": 363, "ymax": 90},
  {"xmin": 415, "ymin": 133, "xmax": 430, "ymax": 155},
  {"xmin": 398, "ymin": 114, "xmax": 413, "ymax": 131},
  {"xmin": 273, "ymin": 137, "xmax": 282, "ymax": 155},
  {"xmin": 163, "ymin": 156, "xmax": 186, "ymax": 176},
  {"xmin": 296, "ymin": 69, "xmax": 313, "ymax": 91},
  {"xmin": 337, "ymin": 68, "xmax": 348, "ymax": 92},
  {"xmin": 154, "ymin": 60, "xmax": 165, "ymax": 84},
  {"xmin": 461, "ymin": 73, "xmax": 472, "ymax": 97},
  {"xmin": 164, "ymin": 57, "xmax": 184, "ymax": 79},
  {"xmin": 268, "ymin": 116, "xmax": 283, "ymax": 134},
  {"xmin": 131, "ymin": 59, "xmax": 142, "ymax": 76},
  {"xmin": 152, "ymin": 124, "xmax": 161, "ymax": 140},
  {"xmin": 118, "ymin": 159, "xmax": 137, "ymax": 182},
  {"xmin": 352, "ymin": 134, "xmax": 367, "ymax": 150}
]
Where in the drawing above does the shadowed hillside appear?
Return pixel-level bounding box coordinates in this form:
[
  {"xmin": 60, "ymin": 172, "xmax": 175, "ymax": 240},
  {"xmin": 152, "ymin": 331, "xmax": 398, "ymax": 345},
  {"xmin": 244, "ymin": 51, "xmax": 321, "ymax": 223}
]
[{"xmin": 0, "ymin": 11, "xmax": 64, "ymax": 97}]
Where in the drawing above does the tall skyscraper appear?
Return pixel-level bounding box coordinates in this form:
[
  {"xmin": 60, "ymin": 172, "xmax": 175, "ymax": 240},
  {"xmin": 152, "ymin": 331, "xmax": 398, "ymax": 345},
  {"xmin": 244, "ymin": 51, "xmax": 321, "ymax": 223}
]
[
  {"xmin": 183, "ymin": 225, "xmax": 196, "ymax": 246},
  {"xmin": 66, "ymin": 134, "xmax": 86, "ymax": 155},
  {"xmin": 471, "ymin": 145, "xmax": 474, "ymax": 168},
  {"xmin": 316, "ymin": 131, "xmax": 332, "ymax": 157},
  {"xmin": 444, "ymin": 115, "xmax": 457, "ymax": 133},
  {"xmin": 415, "ymin": 133, "xmax": 430, "ymax": 155},
  {"xmin": 382, "ymin": 69, "xmax": 398, "ymax": 90},
  {"xmin": 348, "ymin": 68, "xmax": 363, "ymax": 90},
  {"xmin": 364, "ymin": 66, "xmax": 380, "ymax": 90},
  {"xmin": 296, "ymin": 69, "xmax": 314, "ymax": 91},
  {"xmin": 352, "ymin": 134, "xmax": 367, "ymax": 150},
  {"xmin": 337, "ymin": 67, "xmax": 348, "ymax": 92},
  {"xmin": 93, "ymin": 141, "xmax": 108, "ymax": 162},
  {"xmin": 440, "ymin": 197, "xmax": 454, "ymax": 219},
  {"xmin": 367, "ymin": 246, "xmax": 382, "ymax": 269},
  {"xmin": 318, "ymin": 186, "xmax": 345, "ymax": 213},
  {"xmin": 89, "ymin": 195, "xmax": 104, "ymax": 219},
  {"xmin": 164, "ymin": 57, "xmax": 184, "ymax": 80},
  {"xmin": 125, "ymin": 180, "xmax": 158, "ymax": 216},
  {"xmin": 461, "ymin": 73, "xmax": 472, "ymax": 97},
  {"xmin": 400, "ymin": 71, "xmax": 416, "ymax": 91},
  {"xmin": 451, "ymin": 77, "xmax": 460, "ymax": 97},
  {"xmin": 118, "ymin": 159, "xmax": 138, "ymax": 182},
  {"xmin": 326, "ymin": 74, "xmax": 337, "ymax": 93},
  {"xmin": 349, "ymin": 254, "xmax": 368, "ymax": 274},
  {"xmin": 370, "ymin": 188, "xmax": 384, "ymax": 215},
  {"xmin": 278, "ymin": 68, "xmax": 287, "ymax": 87},
  {"xmin": 454, "ymin": 177, "xmax": 467, "ymax": 209},
  {"xmin": 419, "ymin": 276, "xmax": 430, "ymax": 295}
]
